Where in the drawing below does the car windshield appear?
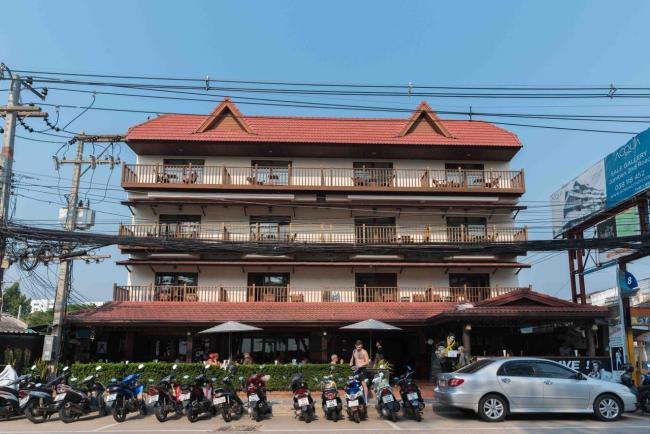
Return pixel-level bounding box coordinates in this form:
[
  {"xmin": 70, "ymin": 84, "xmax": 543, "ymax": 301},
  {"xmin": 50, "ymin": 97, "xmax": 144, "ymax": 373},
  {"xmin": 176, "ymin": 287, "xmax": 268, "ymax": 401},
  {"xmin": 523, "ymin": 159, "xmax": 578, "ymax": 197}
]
[{"xmin": 455, "ymin": 358, "xmax": 494, "ymax": 374}]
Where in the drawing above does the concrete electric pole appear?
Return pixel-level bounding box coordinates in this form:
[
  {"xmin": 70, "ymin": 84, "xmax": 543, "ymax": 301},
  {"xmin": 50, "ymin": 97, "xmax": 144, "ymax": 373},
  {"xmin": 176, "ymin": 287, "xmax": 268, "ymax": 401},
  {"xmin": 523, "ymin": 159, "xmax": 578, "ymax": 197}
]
[
  {"xmin": 0, "ymin": 63, "xmax": 47, "ymax": 317},
  {"xmin": 45, "ymin": 133, "xmax": 123, "ymax": 364}
]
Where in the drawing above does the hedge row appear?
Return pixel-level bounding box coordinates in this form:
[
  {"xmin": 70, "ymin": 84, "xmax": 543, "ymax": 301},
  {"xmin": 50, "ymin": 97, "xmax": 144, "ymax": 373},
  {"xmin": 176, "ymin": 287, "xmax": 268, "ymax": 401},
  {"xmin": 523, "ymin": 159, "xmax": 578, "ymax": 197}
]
[{"xmin": 70, "ymin": 362, "xmax": 354, "ymax": 391}]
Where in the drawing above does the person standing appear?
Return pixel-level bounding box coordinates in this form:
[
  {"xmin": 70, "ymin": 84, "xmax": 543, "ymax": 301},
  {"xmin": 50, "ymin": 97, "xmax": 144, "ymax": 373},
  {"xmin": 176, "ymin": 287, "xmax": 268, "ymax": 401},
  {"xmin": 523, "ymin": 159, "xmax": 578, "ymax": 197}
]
[
  {"xmin": 349, "ymin": 340, "xmax": 370, "ymax": 398},
  {"xmin": 374, "ymin": 340, "xmax": 386, "ymax": 365},
  {"xmin": 205, "ymin": 352, "xmax": 221, "ymax": 367},
  {"xmin": 457, "ymin": 346, "xmax": 470, "ymax": 368}
]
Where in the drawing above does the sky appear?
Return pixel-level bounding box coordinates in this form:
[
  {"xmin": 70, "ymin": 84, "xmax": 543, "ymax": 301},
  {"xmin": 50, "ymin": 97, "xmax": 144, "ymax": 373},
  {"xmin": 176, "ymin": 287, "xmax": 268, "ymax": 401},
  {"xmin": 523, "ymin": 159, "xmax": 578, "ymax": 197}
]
[{"xmin": 2, "ymin": 0, "xmax": 650, "ymax": 301}]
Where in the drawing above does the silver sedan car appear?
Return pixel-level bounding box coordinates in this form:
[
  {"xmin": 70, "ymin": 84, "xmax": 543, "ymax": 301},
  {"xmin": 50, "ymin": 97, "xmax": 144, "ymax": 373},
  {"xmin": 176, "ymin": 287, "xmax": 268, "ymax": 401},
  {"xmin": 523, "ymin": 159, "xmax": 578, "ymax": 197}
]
[{"xmin": 434, "ymin": 357, "xmax": 637, "ymax": 422}]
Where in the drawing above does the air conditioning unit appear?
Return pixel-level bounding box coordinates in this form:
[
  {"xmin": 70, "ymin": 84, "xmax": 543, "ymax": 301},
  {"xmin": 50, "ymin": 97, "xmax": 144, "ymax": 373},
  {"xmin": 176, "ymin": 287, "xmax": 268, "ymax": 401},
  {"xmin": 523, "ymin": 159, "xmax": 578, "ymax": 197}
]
[{"xmin": 58, "ymin": 206, "xmax": 96, "ymax": 230}]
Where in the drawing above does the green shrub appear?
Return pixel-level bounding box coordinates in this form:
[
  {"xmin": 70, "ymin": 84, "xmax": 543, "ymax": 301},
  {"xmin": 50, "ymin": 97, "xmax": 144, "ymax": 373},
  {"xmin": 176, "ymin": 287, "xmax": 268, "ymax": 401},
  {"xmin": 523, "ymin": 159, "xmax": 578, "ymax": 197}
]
[{"xmin": 70, "ymin": 362, "xmax": 353, "ymax": 391}]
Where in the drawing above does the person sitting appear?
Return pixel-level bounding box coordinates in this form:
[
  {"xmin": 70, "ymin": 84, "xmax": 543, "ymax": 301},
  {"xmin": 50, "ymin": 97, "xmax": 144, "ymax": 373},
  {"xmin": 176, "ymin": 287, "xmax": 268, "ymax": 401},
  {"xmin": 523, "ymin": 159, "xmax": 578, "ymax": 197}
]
[
  {"xmin": 205, "ymin": 352, "xmax": 221, "ymax": 366},
  {"xmin": 243, "ymin": 352, "xmax": 254, "ymax": 365},
  {"xmin": 330, "ymin": 354, "xmax": 339, "ymax": 365}
]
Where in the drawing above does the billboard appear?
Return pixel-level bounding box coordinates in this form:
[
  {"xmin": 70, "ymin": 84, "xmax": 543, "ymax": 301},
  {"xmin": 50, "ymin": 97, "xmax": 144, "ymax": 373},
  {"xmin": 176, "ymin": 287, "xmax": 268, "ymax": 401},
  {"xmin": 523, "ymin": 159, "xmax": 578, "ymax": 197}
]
[
  {"xmin": 552, "ymin": 128, "xmax": 650, "ymax": 236},
  {"xmin": 596, "ymin": 207, "xmax": 640, "ymax": 264}
]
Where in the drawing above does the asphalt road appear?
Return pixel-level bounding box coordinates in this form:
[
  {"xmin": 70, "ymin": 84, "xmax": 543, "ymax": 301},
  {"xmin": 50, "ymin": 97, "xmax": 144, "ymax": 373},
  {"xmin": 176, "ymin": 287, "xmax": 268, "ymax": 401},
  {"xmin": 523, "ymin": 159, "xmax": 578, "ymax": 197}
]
[{"xmin": 0, "ymin": 404, "xmax": 649, "ymax": 434}]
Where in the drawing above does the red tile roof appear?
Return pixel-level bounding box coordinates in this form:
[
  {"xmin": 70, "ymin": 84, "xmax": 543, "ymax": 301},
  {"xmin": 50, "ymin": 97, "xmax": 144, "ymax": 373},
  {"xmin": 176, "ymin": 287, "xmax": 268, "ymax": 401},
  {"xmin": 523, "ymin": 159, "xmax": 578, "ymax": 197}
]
[
  {"xmin": 126, "ymin": 99, "xmax": 521, "ymax": 148},
  {"xmin": 67, "ymin": 301, "xmax": 456, "ymax": 326}
]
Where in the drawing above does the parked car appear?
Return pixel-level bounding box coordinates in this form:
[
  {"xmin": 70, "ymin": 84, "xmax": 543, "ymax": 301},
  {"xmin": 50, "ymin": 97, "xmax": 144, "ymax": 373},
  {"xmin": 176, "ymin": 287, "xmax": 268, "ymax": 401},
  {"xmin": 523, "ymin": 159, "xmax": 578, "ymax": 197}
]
[{"xmin": 435, "ymin": 357, "xmax": 637, "ymax": 422}]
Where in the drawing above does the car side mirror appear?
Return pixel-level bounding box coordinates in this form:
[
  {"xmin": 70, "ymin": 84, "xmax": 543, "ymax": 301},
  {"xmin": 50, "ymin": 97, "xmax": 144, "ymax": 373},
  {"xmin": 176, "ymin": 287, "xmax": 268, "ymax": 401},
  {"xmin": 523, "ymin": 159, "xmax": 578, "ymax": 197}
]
[{"xmin": 576, "ymin": 372, "xmax": 586, "ymax": 380}]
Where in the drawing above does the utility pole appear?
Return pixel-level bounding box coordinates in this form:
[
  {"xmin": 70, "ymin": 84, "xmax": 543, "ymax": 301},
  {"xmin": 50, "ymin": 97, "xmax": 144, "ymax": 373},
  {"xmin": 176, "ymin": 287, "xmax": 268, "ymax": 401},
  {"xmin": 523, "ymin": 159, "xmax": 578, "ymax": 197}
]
[
  {"xmin": 0, "ymin": 63, "xmax": 47, "ymax": 318},
  {"xmin": 45, "ymin": 133, "xmax": 123, "ymax": 364}
]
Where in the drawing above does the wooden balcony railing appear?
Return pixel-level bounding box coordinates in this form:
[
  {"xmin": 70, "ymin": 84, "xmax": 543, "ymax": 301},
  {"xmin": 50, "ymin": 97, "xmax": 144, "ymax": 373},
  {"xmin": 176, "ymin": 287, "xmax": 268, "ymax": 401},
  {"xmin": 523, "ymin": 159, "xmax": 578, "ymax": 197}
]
[
  {"xmin": 122, "ymin": 164, "xmax": 525, "ymax": 193},
  {"xmin": 113, "ymin": 284, "xmax": 527, "ymax": 303},
  {"xmin": 118, "ymin": 223, "xmax": 528, "ymax": 244}
]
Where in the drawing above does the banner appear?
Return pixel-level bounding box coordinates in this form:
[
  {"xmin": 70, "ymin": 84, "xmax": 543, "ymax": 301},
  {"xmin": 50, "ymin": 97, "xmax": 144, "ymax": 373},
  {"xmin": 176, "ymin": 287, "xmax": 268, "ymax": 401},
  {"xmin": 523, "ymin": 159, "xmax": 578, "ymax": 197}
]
[
  {"xmin": 596, "ymin": 207, "xmax": 640, "ymax": 264},
  {"xmin": 545, "ymin": 356, "xmax": 615, "ymax": 382}
]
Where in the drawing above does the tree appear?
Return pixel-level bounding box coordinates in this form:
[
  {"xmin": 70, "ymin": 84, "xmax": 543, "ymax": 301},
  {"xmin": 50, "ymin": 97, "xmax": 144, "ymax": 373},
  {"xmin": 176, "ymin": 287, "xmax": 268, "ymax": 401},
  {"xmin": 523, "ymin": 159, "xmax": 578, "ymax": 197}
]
[
  {"xmin": 25, "ymin": 304, "xmax": 94, "ymax": 327},
  {"xmin": 1, "ymin": 283, "xmax": 31, "ymax": 319}
]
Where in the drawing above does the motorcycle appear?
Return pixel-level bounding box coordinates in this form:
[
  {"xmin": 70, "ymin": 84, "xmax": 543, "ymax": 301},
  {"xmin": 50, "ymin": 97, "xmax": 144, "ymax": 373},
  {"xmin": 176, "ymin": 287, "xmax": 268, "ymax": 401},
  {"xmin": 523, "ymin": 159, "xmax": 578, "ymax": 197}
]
[
  {"xmin": 0, "ymin": 373, "xmax": 35, "ymax": 420},
  {"xmin": 22, "ymin": 366, "xmax": 71, "ymax": 424},
  {"xmin": 372, "ymin": 371, "xmax": 400, "ymax": 422},
  {"xmin": 244, "ymin": 367, "xmax": 271, "ymax": 422},
  {"xmin": 290, "ymin": 372, "xmax": 315, "ymax": 423},
  {"xmin": 56, "ymin": 365, "xmax": 108, "ymax": 423},
  {"xmin": 148, "ymin": 364, "xmax": 182, "ymax": 422},
  {"xmin": 637, "ymin": 373, "xmax": 650, "ymax": 413},
  {"xmin": 105, "ymin": 363, "xmax": 147, "ymax": 422},
  {"xmin": 212, "ymin": 364, "xmax": 244, "ymax": 422},
  {"xmin": 344, "ymin": 368, "xmax": 368, "ymax": 423},
  {"xmin": 396, "ymin": 366, "xmax": 424, "ymax": 421},
  {"xmin": 320, "ymin": 374, "xmax": 343, "ymax": 422},
  {"xmin": 179, "ymin": 365, "xmax": 215, "ymax": 422}
]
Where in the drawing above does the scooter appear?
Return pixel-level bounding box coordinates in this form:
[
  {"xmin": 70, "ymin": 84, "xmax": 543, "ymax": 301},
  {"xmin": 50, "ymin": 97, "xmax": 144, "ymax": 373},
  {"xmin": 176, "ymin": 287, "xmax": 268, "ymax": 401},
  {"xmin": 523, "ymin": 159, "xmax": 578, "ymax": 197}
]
[
  {"xmin": 637, "ymin": 373, "xmax": 650, "ymax": 413},
  {"xmin": 396, "ymin": 366, "xmax": 424, "ymax": 421},
  {"xmin": 320, "ymin": 374, "xmax": 343, "ymax": 422},
  {"xmin": 212, "ymin": 364, "xmax": 245, "ymax": 422},
  {"xmin": 0, "ymin": 373, "xmax": 34, "ymax": 420},
  {"xmin": 372, "ymin": 371, "xmax": 400, "ymax": 422},
  {"xmin": 180, "ymin": 365, "xmax": 215, "ymax": 423},
  {"xmin": 290, "ymin": 372, "xmax": 315, "ymax": 423},
  {"xmin": 56, "ymin": 365, "xmax": 108, "ymax": 423},
  {"xmin": 22, "ymin": 366, "xmax": 71, "ymax": 424},
  {"xmin": 244, "ymin": 367, "xmax": 271, "ymax": 422},
  {"xmin": 344, "ymin": 368, "xmax": 368, "ymax": 423},
  {"xmin": 105, "ymin": 363, "xmax": 147, "ymax": 422},
  {"xmin": 148, "ymin": 364, "xmax": 182, "ymax": 422}
]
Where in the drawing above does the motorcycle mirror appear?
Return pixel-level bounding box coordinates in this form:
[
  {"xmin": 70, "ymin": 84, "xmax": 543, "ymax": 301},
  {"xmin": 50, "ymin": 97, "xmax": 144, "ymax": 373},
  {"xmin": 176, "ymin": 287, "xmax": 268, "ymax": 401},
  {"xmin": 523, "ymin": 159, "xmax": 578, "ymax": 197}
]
[
  {"xmin": 172, "ymin": 364, "xmax": 178, "ymax": 370},
  {"xmin": 406, "ymin": 365, "xmax": 412, "ymax": 371},
  {"xmin": 138, "ymin": 364, "xmax": 145, "ymax": 370},
  {"xmin": 183, "ymin": 374, "xmax": 189, "ymax": 379},
  {"xmin": 30, "ymin": 365, "xmax": 36, "ymax": 371},
  {"xmin": 95, "ymin": 366, "xmax": 102, "ymax": 371},
  {"xmin": 62, "ymin": 366, "xmax": 69, "ymax": 372}
]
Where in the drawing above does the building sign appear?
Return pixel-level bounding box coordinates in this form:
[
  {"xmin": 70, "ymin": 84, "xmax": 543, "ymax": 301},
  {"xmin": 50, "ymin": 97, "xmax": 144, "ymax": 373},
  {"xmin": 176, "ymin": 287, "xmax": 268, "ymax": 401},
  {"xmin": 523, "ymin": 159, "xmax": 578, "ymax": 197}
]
[
  {"xmin": 42, "ymin": 335, "xmax": 54, "ymax": 361},
  {"xmin": 552, "ymin": 127, "xmax": 650, "ymax": 236}
]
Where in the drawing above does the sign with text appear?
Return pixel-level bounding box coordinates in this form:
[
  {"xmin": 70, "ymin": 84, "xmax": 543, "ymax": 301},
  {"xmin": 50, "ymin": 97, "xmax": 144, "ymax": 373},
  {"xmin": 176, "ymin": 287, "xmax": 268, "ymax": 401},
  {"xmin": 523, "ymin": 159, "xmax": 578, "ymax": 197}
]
[
  {"xmin": 596, "ymin": 207, "xmax": 640, "ymax": 264},
  {"xmin": 552, "ymin": 127, "xmax": 650, "ymax": 236},
  {"xmin": 545, "ymin": 357, "xmax": 615, "ymax": 382}
]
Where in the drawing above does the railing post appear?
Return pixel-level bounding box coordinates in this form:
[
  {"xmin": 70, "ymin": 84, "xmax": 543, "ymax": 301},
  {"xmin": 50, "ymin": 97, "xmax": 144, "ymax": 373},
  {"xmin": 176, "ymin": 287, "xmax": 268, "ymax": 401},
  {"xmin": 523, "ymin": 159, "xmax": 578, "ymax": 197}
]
[
  {"xmin": 464, "ymin": 284, "xmax": 468, "ymax": 302},
  {"xmin": 364, "ymin": 284, "xmax": 367, "ymax": 302},
  {"xmin": 288, "ymin": 164, "xmax": 292, "ymax": 185},
  {"xmin": 149, "ymin": 282, "xmax": 154, "ymax": 302},
  {"xmin": 113, "ymin": 283, "xmax": 118, "ymax": 301}
]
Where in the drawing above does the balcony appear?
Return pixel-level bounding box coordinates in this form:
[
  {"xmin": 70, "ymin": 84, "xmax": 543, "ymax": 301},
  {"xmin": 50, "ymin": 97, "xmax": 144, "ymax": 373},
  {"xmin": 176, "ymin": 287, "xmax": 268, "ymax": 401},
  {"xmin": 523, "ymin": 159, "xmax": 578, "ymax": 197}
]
[
  {"xmin": 113, "ymin": 284, "xmax": 527, "ymax": 303},
  {"xmin": 118, "ymin": 223, "xmax": 528, "ymax": 244},
  {"xmin": 122, "ymin": 164, "xmax": 525, "ymax": 194}
]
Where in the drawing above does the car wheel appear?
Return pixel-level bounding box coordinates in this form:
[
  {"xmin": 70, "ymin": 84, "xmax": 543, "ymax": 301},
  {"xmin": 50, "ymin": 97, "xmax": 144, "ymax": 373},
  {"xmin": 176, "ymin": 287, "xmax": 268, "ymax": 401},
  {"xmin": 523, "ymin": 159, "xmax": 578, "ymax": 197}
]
[
  {"xmin": 478, "ymin": 394, "xmax": 507, "ymax": 422},
  {"xmin": 594, "ymin": 394, "xmax": 622, "ymax": 422}
]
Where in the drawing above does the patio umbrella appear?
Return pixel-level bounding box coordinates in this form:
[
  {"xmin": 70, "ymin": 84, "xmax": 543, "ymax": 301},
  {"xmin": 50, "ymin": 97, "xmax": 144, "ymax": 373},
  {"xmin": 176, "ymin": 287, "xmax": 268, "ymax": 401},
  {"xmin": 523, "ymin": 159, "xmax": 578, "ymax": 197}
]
[
  {"xmin": 340, "ymin": 319, "xmax": 402, "ymax": 360},
  {"xmin": 199, "ymin": 321, "xmax": 262, "ymax": 360}
]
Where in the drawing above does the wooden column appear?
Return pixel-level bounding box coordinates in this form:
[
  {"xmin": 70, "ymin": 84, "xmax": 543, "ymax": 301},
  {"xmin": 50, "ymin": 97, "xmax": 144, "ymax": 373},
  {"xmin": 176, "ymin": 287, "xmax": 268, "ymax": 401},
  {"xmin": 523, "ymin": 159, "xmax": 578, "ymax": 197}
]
[
  {"xmin": 123, "ymin": 331, "xmax": 134, "ymax": 361},
  {"xmin": 585, "ymin": 322, "xmax": 596, "ymax": 357},
  {"xmin": 462, "ymin": 324, "xmax": 471, "ymax": 356}
]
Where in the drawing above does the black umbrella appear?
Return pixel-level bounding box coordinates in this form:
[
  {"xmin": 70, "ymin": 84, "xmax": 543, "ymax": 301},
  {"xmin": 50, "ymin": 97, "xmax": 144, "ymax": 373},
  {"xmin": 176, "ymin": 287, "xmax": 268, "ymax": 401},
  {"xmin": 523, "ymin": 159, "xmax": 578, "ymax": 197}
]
[{"xmin": 199, "ymin": 321, "xmax": 262, "ymax": 360}]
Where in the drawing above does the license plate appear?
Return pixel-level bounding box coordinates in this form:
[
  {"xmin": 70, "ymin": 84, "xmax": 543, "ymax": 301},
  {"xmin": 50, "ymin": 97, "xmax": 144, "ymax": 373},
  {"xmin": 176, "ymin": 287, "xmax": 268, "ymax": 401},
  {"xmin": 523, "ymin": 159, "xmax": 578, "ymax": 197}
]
[
  {"xmin": 348, "ymin": 399, "xmax": 359, "ymax": 407},
  {"xmin": 106, "ymin": 393, "xmax": 117, "ymax": 402},
  {"xmin": 147, "ymin": 394, "xmax": 159, "ymax": 404},
  {"xmin": 382, "ymin": 394, "xmax": 394, "ymax": 403},
  {"xmin": 179, "ymin": 392, "xmax": 191, "ymax": 401},
  {"xmin": 407, "ymin": 392, "xmax": 419, "ymax": 401},
  {"xmin": 19, "ymin": 397, "xmax": 29, "ymax": 407},
  {"xmin": 326, "ymin": 399, "xmax": 337, "ymax": 408},
  {"xmin": 438, "ymin": 379, "xmax": 446, "ymax": 388},
  {"xmin": 297, "ymin": 397, "xmax": 309, "ymax": 407},
  {"xmin": 54, "ymin": 393, "xmax": 66, "ymax": 402},
  {"xmin": 213, "ymin": 396, "xmax": 226, "ymax": 405},
  {"xmin": 248, "ymin": 394, "xmax": 259, "ymax": 402}
]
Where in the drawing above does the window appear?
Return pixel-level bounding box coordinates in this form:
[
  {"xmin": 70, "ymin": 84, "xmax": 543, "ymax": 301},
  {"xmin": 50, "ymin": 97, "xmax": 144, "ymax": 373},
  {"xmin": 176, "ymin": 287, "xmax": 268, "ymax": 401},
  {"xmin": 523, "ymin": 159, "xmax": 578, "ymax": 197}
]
[
  {"xmin": 497, "ymin": 361, "xmax": 535, "ymax": 377},
  {"xmin": 250, "ymin": 160, "xmax": 291, "ymax": 185},
  {"xmin": 354, "ymin": 217, "xmax": 396, "ymax": 243},
  {"xmin": 155, "ymin": 272, "xmax": 198, "ymax": 286},
  {"xmin": 352, "ymin": 162, "xmax": 394, "ymax": 186},
  {"xmin": 249, "ymin": 216, "xmax": 291, "ymax": 241},
  {"xmin": 444, "ymin": 163, "xmax": 485, "ymax": 187},
  {"xmin": 448, "ymin": 274, "xmax": 490, "ymax": 301},
  {"xmin": 532, "ymin": 361, "xmax": 577, "ymax": 379},
  {"xmin": 445, "ymin": 163, "xmax": 484, "ymax": 171},
  {"xmin": 449, "ymin": 274, "xmax": 490, "ymax": 287},
  {"xmin": 455, "ymin": 359, "xmax": 494, "ymax": 374},
  {"xmin": 446, "ymin": 217, "xmax": 490, "ymax": 242},
  {"xmin": 355, "ymin": 273, "xmax": 397, "ymax": 302}
]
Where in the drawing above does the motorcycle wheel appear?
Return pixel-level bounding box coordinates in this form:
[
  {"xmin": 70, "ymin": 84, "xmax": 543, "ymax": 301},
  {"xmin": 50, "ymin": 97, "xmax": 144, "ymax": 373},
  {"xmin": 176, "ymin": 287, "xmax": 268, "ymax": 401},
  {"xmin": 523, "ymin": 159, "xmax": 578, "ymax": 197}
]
[
  {"xmin": 222, "ymin": 405, "xmax": 232, "ymax": 423},
  {"xmin": 24, "ymin": 402, "xmax": 46, "ymax": 424},
  {"xmin": 390, "ymin": 410, "xmax": 398, "ymax": 422},
  {"xmin": 414, "ymin": 409, "xmax": 422, "ymax": 422},
  {"xmin": 59, "ymin": 404, "xmax": 76, "ymax": 424},
  {"xmin": 187, "ymin": 408, "xmax": 198, "ymax": 423},
  {"xmin": 251, "ymin": 407, "xmax": 261, "ymax": 422},
  {"xmin": 332, "ymin": 408, "xmax": 339, "ymax": 422},
  {"xmin": 154, "ymin": 404, "xmax": 168, "ymax": 422},
  {"xmin": 641, "ymin": 395, "xmax": 650, "ymax": 413},
  {"xmin": 139, "ymin": 401, "xmax": 148, "ymax": 417},
  {"xmin": 304, "ymin": 407, "xmax": 313, "ymax": 423},
  {"xmin": 111, "ymin": 398, "xmax": 127, "ymax": 423},
  {"xmin": 98, "ymin": 403, "xmax": 108, "ymax": 417},
  {"xmin": 353, "ymin": 410, "xmax": 360, "ymax": 424}
]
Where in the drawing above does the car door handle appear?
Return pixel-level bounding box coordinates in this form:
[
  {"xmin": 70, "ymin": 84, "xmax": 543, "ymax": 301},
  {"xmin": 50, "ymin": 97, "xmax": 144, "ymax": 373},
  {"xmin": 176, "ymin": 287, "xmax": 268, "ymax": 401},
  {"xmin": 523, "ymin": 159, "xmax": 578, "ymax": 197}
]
[
  {"xmin": 500, "ymin": 378, "xmax": 511, "ymax": 384},
  {"xmin": 544, "ymin": 380, "xmax": 553, "ymax": 385}
]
